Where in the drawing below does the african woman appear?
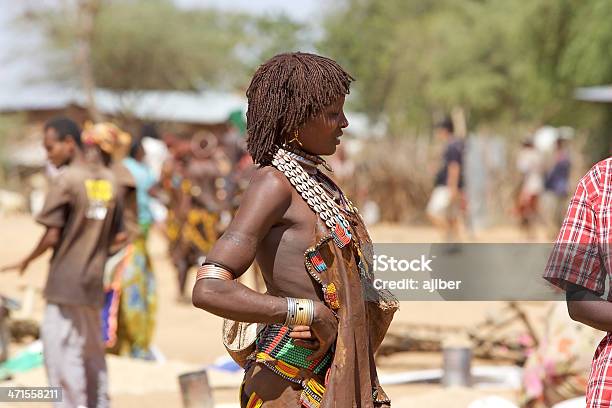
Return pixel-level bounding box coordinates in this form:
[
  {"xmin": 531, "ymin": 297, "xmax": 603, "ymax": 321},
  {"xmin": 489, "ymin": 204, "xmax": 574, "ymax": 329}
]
[{"xmin": 192, "ymin": 52, "xmax": 398, "ymax": 408}]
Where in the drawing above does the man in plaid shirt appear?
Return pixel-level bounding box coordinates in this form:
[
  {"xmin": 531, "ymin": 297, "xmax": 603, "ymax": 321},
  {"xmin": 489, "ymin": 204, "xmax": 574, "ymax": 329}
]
[{"xmin": 544, "ymin": 157, "xmax": 612, "ymax": 407}]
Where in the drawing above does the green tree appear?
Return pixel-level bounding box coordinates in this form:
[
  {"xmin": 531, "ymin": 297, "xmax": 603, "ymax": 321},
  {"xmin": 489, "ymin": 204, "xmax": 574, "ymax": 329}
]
[
  {"xmin": 558, "ymin": 0, "xmax": 612, "ymax": 160},
  {"xmin": 91, "ymin": 1, "xmax": 246, "ymax": 90},
  {"xmin": 230, "ymin": 13, "xmax": 310, "ymax": 88},
  {"xmin": 39, "ymin": 0, "xmax": 248, "ymax": 91},
  {"xmin": 318, "ymin": 0, "xmax": 612, "ymax": 160},
  {"xmin": 36, "ymin": 1, "xmax": 309, "ymax": 92}
]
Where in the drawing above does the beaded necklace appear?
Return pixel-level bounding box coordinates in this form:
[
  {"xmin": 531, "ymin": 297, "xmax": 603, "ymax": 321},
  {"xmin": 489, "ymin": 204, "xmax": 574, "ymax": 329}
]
[
  {"xmin": 277, "ymin": 145, "xmax": 351, "ymax": 212},
  {"xmin": 283, "ymin": 151, "xmax": 319, "ymax": 175},
  {"xmin": 273, "ymin": 146, "xmax": 374, "ymax": 304},
  {"xmin": 282, "ymin": 144, "xmax": 333, "ymax": 172},
  {"xmin": 272, "ymin": 148, "xmax": 354, "ymax": 228},
  {"xmin": 312, "ymin": 172, "xmax": 356, "ymax": 215}
]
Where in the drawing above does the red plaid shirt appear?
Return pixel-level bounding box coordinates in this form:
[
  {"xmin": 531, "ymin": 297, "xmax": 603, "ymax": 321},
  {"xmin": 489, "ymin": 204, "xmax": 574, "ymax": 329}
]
[{"xmin": 544, "ymin": 158, "xmax": 612, "ymax": 407}]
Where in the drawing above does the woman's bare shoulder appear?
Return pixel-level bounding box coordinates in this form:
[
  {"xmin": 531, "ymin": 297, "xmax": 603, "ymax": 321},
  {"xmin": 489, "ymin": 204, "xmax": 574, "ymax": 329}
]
[{"xmin": 247, "ymin": 166, "xmax": 293, "ymax": 199}]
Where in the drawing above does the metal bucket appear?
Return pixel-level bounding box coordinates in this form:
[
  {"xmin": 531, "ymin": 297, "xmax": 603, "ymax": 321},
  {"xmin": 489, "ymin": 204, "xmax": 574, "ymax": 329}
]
[
  {"xmin": 178, "ymin": 369, "xmax": 214, "ymax": 408},
  {"xmin": 441, "ymin": 346, "xmax": 472, "ymax": 387}
]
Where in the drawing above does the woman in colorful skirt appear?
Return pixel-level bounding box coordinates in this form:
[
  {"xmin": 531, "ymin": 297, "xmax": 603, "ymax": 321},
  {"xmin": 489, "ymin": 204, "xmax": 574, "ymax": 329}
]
[{"xmin": 103, "ymin": 136, "xmax": 158, "ymax": 360}]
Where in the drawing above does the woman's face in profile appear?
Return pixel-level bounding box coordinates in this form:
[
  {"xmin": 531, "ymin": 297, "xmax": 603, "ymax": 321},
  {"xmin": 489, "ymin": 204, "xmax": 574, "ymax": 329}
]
[{"xmin": 297, "ymin": 95, "xmax": 349, "ymax": 156}]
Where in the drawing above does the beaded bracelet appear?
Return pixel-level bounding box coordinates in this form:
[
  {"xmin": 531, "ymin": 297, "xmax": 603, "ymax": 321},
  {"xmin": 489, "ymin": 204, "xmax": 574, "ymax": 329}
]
[{"xmin": 285, "ymin": 298, "xmax": 314, "ymax": 326}]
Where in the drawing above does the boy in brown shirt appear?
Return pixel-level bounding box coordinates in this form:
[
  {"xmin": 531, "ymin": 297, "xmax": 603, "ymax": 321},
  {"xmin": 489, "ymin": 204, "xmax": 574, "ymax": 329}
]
[{"xmin": 2, "ymin": 117, "xmax": 123, "ymax": 408}]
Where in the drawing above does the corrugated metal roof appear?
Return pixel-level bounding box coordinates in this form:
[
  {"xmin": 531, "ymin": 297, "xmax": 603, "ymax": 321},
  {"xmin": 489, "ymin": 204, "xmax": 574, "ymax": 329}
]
[
  {"xmin": 0, "ymin": 84, "xmax": 77, "ymax": 112},
  {"xmin": 0, "ymin": 86, "xmax": 384, "ymax": 136},
  {"xmin": 0, "ymin": 86, "xmax": 247, "ymax": 125},
  {"xmin": 83, "ymin": 89, "xmax": 248, "ymax": 124}
]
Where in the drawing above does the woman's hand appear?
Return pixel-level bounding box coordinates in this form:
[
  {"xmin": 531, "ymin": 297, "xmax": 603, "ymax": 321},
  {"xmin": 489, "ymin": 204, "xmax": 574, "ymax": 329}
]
[
  {"xmin": 293, "ymin": 302, "xmax": 338, "ymax": 362},
  {"xmin": 289, "ymin": 325, "xmax": 318, "ymax": 349}
]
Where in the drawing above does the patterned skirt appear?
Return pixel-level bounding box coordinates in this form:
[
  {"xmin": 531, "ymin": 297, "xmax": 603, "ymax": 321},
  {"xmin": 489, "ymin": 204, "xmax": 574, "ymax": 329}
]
[{"xmin": 102, "ymin": 230, "xmax": 157, "ymax": 359}]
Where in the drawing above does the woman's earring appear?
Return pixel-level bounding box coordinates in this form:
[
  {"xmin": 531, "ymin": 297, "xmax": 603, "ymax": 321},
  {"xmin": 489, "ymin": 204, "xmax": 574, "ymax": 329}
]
[{"xmin": 287, "ymin": 129, "xmax": 303, "ymax": 147}]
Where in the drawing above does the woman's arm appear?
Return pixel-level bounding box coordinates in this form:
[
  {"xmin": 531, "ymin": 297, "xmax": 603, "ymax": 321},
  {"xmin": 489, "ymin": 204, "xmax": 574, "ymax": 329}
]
[
  {"xmin": 192, "ymin": 167, "xmax": 339, "ymax": 361},
  {"xmin": 192, "ymin": 168, "xmax": 291, "ymax": 323}
]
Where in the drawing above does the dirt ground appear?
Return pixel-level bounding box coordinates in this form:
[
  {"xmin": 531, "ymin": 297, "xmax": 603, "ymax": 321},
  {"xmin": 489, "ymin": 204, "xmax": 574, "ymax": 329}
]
[{"xmin": 0, "ymin": 214, "xmax": 562, "ymax": 407}]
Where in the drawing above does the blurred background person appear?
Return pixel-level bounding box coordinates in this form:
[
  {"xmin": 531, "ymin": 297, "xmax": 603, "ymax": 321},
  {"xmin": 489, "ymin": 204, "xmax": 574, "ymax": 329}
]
[
  {"xmin": 2, "ymin": 117, "xmax": 124, "ymax": 408},
  {"xmin": 543, "ymin": 133, "xmax": 572, "ymax": 239},
  {"xmin": 426, "ymin": 117, "xmax": 465, "ymax": 241},
  {"xmin": 140, "ymin": 123, "xmax": 168, "ymax": 180},
  {"xmin": 515, "ymin": 137, "xmax": 544, "ymax": 240},
  {"xmin": 41, "ymin": 117, "xmax": 83, "ymax": 177},
  {"xmin": 102, "ymin": 128, "xmax": 158, "ymax": 360}
]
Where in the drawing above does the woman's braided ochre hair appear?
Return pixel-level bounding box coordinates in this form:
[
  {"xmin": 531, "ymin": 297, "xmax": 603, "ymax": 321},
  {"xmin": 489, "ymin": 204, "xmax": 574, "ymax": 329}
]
[{"xmin": 245, "ymin": 52, "xmax": 354, "ymax": 165}]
